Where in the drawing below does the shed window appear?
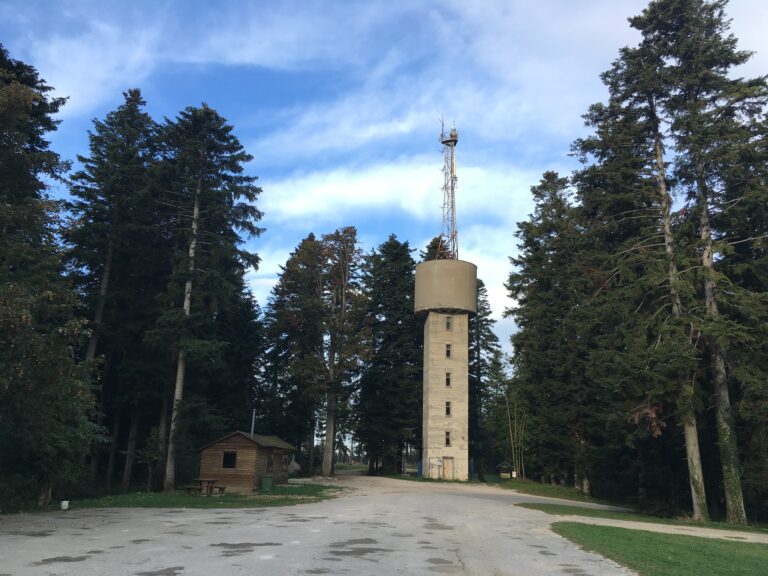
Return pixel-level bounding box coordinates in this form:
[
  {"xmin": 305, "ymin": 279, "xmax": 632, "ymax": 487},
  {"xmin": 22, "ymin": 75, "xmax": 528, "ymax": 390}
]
[
  {"xmin": 445, "ymin": 401, "xmax": 452, "ymax": 417},
  {"xmin": 267, "ymin": 453, "xmax": 274, "ymax": 470},
  {"xmin": 222, "ymin": 451, "xmax": 237, "ymax": 469},
  {"xmin": 445, "ymin": 344, "xmax": 451, "ymax": 358},
  {"xmin": 445, "ymin": 431, "xmax": 451, "ymax": 447},
  {"xmin": 445, "ymin": 316, "xmax": 453, "ymax": 331}
]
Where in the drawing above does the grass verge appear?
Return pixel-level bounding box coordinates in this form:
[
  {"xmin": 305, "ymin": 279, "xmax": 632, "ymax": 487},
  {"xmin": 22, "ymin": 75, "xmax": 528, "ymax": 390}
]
[
  {"xmin": 491, "ymin": 477, "xmax": 612, "ymax": 504},
  {"xmin": 551, "ymin": 522, "xmax": 768, "ymax": 576},
  {"xmin": 518, "ymin": 502, "xmax": 768, "ymax": 534},
  {"xmin": 64, "ymin": 483, "xmax": 344, "ymax": 509}
]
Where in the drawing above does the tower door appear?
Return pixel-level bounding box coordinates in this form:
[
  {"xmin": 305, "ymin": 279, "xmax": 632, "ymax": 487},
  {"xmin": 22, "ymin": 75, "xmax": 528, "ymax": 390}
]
[{"xmin": 442, "ymin": 457, "xmax": 454, "ymax": 480}]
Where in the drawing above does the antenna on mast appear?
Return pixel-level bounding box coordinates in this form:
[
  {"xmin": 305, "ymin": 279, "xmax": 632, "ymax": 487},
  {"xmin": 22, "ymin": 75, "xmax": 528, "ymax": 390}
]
[{"xmin": 438, "ymin": 118, "xmax": 459, "ymax": 259}]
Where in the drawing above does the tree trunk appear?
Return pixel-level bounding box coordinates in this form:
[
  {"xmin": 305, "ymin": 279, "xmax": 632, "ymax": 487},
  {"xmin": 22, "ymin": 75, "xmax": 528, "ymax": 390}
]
[
  {"xmin": 695, "ymin": 163, "xmax": 747, "ymax": 525},
  {"xmin": 106, "ymin": 417, "xmax": 121, "ymax": 491},
  {"xmin": 86, "ymin": 239, "xmax": 113, "ymax": 483},
  {"xmin": 36, "ymin": 479, "xmax": 52, "ymax": 510},
  {"xmin": 121, "ymin": 411, "xmax": 140, "ymax": 490},
  {"xmin": 682, "ymin": 408, "xmax": 709, "ymax": 521},
  {"xmin": 164, "ymin": 177, "xmax": 201, "ymax": 492},
  {"xmin": 322, "ymin": 391, "xmax": 336, "ymax": 477},
  {"xmin": 85, "ymin": 238, "xmax": 113, "ymax": 363},
  {"xmin": 654, "ymin": 126, "xmax": 710, "ymax": 521},
  {"xmin": 505, "ymin": 393, "xmax": 517, "ymax": 476},
  {"xmin": 156, "ymin": 390, "xmax": 169, "ymax": 491},
  {"xmin": 307, "ymin": 416, "xmax": 316, "ymax": 475}
]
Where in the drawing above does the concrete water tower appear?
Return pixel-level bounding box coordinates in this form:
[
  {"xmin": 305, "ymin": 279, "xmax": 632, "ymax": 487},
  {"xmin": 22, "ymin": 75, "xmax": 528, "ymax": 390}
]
[{"xmin": 415, "ymin": 124, "xmax": 477, "ymax": 481}]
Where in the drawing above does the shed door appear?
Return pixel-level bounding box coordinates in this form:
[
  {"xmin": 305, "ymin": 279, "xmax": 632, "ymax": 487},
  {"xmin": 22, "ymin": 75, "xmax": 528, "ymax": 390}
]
[{"xmin": 443, "ymin": 457, "xmax": 454, "ymax": 480}]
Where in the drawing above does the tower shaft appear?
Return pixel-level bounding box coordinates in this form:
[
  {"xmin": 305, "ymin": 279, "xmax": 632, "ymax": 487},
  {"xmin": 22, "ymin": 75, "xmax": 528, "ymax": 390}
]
[{"xmin": 422, "ymin": 311, "xmax": 469, "ymax": 480}]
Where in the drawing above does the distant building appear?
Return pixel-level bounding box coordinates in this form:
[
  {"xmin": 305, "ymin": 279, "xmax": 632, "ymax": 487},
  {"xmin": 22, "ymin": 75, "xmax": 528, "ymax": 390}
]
[{"xmin": 199, "ymin": 431, "xmax": 295, "ymax": 493}]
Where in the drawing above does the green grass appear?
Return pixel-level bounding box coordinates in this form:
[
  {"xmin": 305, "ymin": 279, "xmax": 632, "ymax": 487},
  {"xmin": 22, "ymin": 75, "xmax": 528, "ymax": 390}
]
[
  {"xmin": 491, "ymin": 477, "xmax": 612, "ymax": 504},
  {"xmin": 518, "ymin": 502, "xmax": 768, "ymax": 534},
  {"xmin": 65, "ymin": 483, "xmax": 343, "ymax": 509},
  {"xmin": 551, "ymin": 522, "xmax": 768, "ymax": 576}
]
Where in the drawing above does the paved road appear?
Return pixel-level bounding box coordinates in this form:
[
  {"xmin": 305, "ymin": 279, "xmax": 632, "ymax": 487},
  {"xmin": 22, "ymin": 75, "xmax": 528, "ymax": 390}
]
[{"xmin": 0, "ymin": 476, "xmax": 633, "ymax": 575}]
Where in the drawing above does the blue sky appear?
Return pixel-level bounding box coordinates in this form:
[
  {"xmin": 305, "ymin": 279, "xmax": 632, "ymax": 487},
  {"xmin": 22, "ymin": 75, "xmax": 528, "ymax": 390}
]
[{"xmin": 2, "ymin": 0, "xmax": 766, "ymax": 351}]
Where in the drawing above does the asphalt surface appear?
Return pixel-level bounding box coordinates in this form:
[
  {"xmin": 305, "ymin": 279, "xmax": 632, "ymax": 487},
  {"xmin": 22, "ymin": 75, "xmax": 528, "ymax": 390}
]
[{"xmin": 0, "ymin": 475, "xmax": 634, "ymax": 575}]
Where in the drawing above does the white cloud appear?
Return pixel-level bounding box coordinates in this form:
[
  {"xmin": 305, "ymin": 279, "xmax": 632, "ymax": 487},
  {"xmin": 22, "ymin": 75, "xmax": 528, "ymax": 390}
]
[
  {"xmin": 262, "ymin": 157, "xmax": 541, "ymax": 227},
  {"xmin": 251, "ymin": 157, "xmax": 538, "ymax": 352},
  {"xmin": 26, "ymin": 17, "xmax": 163, "ymax": 117}
]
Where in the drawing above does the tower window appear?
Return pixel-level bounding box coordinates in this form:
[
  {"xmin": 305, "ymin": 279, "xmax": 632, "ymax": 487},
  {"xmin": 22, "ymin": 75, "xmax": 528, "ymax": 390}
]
[
  {"xmin": 445, "ymin": 344, "xmax": 451, "ymax": 358},
  {"xmin": 445, "ymin": 372, "xmax": 451, "ymax": 387},
  {"xmin": 445, "ymin": 431, "xmax": 451, "ymax": 447},
  {"xmin": 445, "ymin": 316, "xmax": 453, "ymax": 331},
  {"xmin": 445, "ymin": 401, "xmax": 452, "ymax": 417}
]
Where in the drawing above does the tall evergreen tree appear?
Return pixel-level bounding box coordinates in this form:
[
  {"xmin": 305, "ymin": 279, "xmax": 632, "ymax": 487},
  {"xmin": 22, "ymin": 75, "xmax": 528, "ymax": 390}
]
[
  {"xmin": 468, "ymin": 280, "xmax": 500, "ymax": 480},
  {"xmin": 66, "ymin": 88, "xmax": 164, "ymax": 488},
  {"xmin": 261, "ymin": 234, "xmax": 326, "ymax": 471},
  {"xmin": 356, "ymin": 235, "xmax": 422, "ymax": 474},
  {"xmin": 630, "ymin": 0, "xmax": 768, "ymax": 524},
  {"xmin": 156, "ymin": 104, "xmax": 263, "ymax": 490},
  {"xmin": 320, "ymin": 226, "xmax": 365, "ymax": 476},
  {"xmin": 506, "ymin": 172, "xmax": 589, "ymax": 486},
  {"xmin": 0, "ymin": 45, "xmax": 98, "ymax": 509}
]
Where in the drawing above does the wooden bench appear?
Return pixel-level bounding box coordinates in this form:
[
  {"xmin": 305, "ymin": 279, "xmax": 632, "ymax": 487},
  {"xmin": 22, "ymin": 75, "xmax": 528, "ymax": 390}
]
[
  {"xmin": 184, "ymin": 485, "xmax": 202, "ymax": 496},
  {"xmin": 213, "ymin": 485, "xmax": 226, "ymax": 496}
]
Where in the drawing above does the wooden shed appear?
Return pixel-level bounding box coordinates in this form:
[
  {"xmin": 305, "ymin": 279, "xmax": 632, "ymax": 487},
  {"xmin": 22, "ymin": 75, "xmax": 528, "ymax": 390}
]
[{"xmin": 199, "ymin": 431, "xmax": 296, "ymax": 493}]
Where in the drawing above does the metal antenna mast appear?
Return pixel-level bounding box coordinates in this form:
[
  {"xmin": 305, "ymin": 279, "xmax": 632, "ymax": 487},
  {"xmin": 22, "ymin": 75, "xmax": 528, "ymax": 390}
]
[{"xmin": 439, "ymin": 120, "xmax": 459, "ymax": 259}]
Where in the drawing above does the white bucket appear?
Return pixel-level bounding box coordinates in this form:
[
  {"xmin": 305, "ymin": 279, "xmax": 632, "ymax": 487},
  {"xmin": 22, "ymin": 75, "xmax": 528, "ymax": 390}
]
[{"xmin": 60, "ymin": 500, "xmax": 69, "ymax": 510}]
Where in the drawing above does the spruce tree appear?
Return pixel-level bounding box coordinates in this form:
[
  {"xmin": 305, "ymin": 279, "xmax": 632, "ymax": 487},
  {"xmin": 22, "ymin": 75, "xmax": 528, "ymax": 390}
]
[
  {"xmin": 356, "ymin": 235, "xmax": 422, "ymax": 474},
  {"xmin": 468, "ymin": 280, "xmax": 500, "ymax": 480},
  {"xmin": 630, "ymin": 0, "xmax": 768, "ymax": 524},
  {"xmin": 66, "ymin": 89, "xmax": 164, "ymax": 487},
  {"xmin": 157, "ymin": 105, "xmax": 263, "ymax": 490},
  {"xmin": 262, "ymin": 234, "xmax": 326, "ymax": 471},
  {"xmin": 320, "ymin": 226, "xmax": 365, "ymax": 476},
  {"xmin": 0, "ymin": 45, "xmax": 97, "ymax": 509}
]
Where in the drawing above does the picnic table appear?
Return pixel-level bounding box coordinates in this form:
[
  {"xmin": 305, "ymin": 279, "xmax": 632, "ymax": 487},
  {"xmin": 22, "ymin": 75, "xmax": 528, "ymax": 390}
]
[{"xmin": 184, "ymin": 478, "xmax": 226, "ymax": 496}]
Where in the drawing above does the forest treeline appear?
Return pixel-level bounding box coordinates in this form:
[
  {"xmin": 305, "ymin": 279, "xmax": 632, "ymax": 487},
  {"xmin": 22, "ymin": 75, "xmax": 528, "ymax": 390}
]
[
  {"xmin": 506, "ymin": 0, "xmax": 767, "ymax": 524},
  {"xmin": 0, "ymin": 43, "xmax": 502, "ymax": 510},
  {"xmin": 1, "ymin": 0, "xmax": 766, "ymax": 525}
]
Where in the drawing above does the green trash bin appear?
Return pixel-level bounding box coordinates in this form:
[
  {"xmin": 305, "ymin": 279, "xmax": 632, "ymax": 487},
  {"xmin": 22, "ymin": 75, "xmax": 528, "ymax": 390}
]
[{"xmin": 261, "ymin": 475, "xmax": 273, "ymax": 492}]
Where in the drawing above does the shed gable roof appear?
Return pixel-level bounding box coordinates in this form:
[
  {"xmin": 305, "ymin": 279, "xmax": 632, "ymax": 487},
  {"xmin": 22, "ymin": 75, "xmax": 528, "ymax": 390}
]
[{"xmin": 199, "ymin": 431, "xmax": 296, "ymax": 452}]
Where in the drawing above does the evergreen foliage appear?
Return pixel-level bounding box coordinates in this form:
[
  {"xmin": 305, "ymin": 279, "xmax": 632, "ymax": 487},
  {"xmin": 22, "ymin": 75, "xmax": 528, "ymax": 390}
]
[
  {"xmin": 0, "ymin": 45, "xmax": 98, "ymax": 510},
  {"xmin": 356, "ymin": 235, "xmax": 422, "ymax": 474},
  {"xmin": 506, "ymin": 0, "xmax": 768, "ymax": 522}
]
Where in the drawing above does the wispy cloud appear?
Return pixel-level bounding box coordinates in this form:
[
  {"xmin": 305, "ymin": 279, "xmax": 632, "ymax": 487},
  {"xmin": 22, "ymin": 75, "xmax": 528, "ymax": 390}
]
[
  {"xmin": 24, "ymin": 14, "xmax": 164, "ymax": 117},
  {"xmin": 4, "ymin": 0, "xmax": 764, "ymax": 356}
]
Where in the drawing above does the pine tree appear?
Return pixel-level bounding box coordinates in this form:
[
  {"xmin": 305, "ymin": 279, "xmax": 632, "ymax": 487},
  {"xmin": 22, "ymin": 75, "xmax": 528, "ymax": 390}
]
[
  {"xmin": 630, "ymin": 0, "xmax": 768, "ymax": 525},
  {"xmin": 356, "ymin": 235, "xmax": 422, "ymax": 474},
  {"xmin": 506, "ymin": 172, "xmax": 585, "ymax": 485},
  {"xmin": 157, "ymin": 104, "xmax": 263, "ymax": 490},
  {"xmin": 0, "ymin": 45, "xmax": 98, "ymax": 509},
  {"xmin": 66, "ymin": 88, "xmax": 164, "ymax": 487},
  {"xmin": 262, "ymin": 234, "xmax": 326, "ymax": 471},
  {"xmin": 320, "ymin": 226, "xmax": 365, "ymax": 476},
  {"xmin": 468, "ymin": 280, "xmax": 500, "ymax": 480}
]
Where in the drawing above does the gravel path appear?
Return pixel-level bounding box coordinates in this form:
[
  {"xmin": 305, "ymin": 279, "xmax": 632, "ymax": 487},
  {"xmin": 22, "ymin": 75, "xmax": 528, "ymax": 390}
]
[{"xmin": 0, "ymin": 475, "xmax": 639, "ymax": 575}]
